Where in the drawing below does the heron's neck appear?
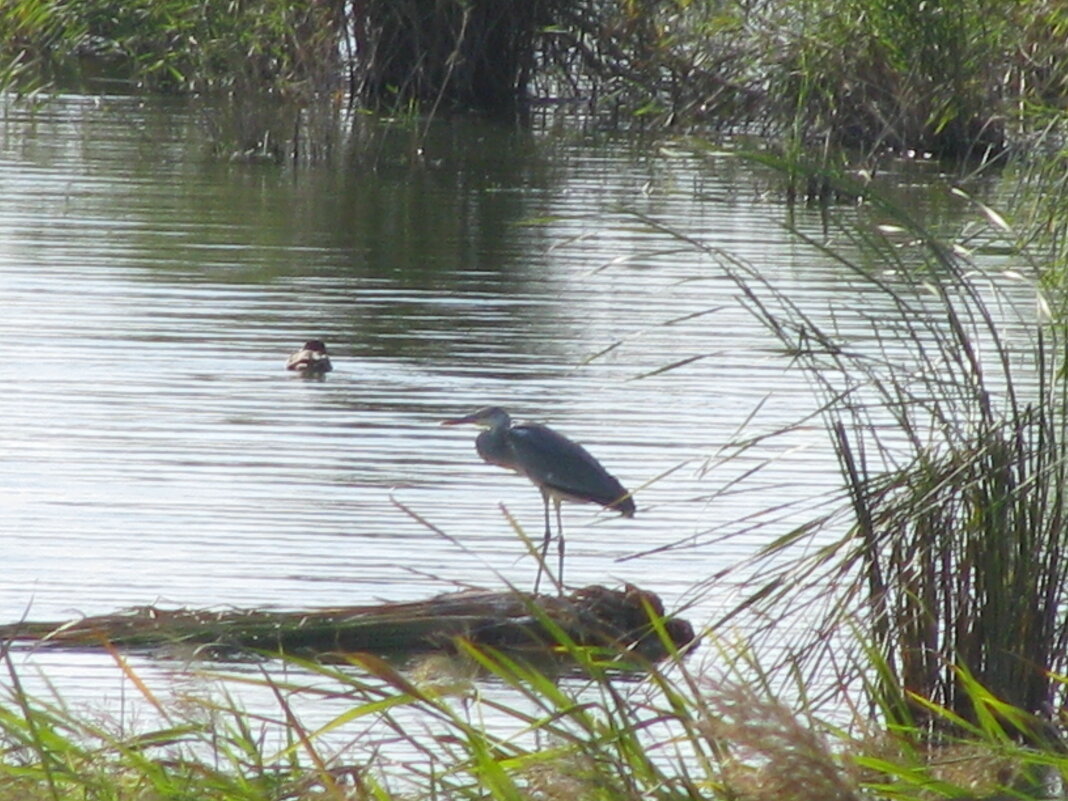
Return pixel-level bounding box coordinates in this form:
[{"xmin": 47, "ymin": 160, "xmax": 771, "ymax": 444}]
[{"xmin": 476, "ymin": 425, "xmax": 513, "ymax": 469}]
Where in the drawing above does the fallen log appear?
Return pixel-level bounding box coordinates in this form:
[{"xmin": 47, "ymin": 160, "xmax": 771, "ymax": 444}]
[{"xmin": 0, "ymin": 585, "xmax": 697, "ymax": 664}]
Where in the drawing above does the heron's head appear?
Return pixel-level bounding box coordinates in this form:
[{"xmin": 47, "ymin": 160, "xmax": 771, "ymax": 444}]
[{"xmin": 441, "ymin": 406, "xmax": 512, "ymax": 430}]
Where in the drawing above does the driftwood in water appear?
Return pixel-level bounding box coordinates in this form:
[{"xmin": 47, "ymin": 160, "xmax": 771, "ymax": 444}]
[{"xmin": 0, "ymin": 585, "xmax": 697, "ymax": 663}]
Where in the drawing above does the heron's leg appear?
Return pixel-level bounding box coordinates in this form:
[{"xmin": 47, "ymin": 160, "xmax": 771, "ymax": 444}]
[
  {"xmin": 533, "ymin": 489, "xmax": 552, "ymax": 595},
  {"xmin": 555, "ymin": 498, "xmax": 565, "ymax": 593}
]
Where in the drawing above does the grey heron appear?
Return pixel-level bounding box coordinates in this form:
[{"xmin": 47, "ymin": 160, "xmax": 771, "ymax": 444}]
[{"xmin": 442, "ymin": 406, "xmax": 635, "ymax": 593}]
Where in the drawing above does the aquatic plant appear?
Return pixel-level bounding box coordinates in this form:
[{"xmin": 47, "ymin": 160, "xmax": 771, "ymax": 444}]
[
  {"xmin": 763, "ymin": 0, "xmax": 1018, "ymax": 159},
  {"xmin": 0, "ymin": 0, "xmax": 344, "ymax": 96},
  {"xmin": 637, "ymin": 144, "xmax": 1068, "ymax": 744},
  {"xmin": 3, "ymin": 621, "xmax": 1066, "ymax": 800},
  {"xmin": 4, "ymin": 0, "xmax": 1068, "ymax": 160}
]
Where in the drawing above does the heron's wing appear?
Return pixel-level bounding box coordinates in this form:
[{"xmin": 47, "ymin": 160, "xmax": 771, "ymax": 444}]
[{"xmin": 507, "ymin": 424, "xmax": 630, "ymax": 509}]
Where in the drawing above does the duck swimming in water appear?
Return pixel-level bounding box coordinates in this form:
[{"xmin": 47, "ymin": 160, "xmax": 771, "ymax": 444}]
[{"xmin": 286, "ymin": 340, "xmax": 333, "ymax": 377}]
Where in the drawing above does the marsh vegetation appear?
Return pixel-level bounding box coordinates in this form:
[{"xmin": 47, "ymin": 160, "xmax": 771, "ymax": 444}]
[
  {"xmin": 5, "ymin": 1, "xmax": 1068, "ymax": 799},
  {"xmin": 4, "ymin": 0, "xmax": 1068, "ymax": 160}
]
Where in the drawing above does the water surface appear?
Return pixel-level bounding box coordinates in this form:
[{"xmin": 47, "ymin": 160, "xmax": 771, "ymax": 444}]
[{"xmin": 0, "ymin": 96, "xmax": 1021, "ymax": 734}]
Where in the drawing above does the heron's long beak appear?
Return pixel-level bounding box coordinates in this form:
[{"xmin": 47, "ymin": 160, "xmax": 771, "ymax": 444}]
[{"xmin": 440, "ymin": 414, "xmax": 477, "ymax": 426}]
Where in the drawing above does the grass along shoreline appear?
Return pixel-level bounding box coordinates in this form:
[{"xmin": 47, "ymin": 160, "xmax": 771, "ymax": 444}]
[
  {"xmin": 0, "ymin": 623, "xmax": 1060, "ymax": 801},
  {"xmin": 3, "ymin": 0, "xmax": 1068, "ymax": 164}
]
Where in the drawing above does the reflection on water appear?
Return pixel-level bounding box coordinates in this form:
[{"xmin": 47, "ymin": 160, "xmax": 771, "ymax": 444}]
[{"xmin": 0, "ymin": 96, "xmax": 1019, "ymax": 729}]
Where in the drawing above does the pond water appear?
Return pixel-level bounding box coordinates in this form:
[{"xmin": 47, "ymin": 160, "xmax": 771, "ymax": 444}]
[{"xmin": 0, "ymin": 95, "xmax": 1028, "ymax": 749}]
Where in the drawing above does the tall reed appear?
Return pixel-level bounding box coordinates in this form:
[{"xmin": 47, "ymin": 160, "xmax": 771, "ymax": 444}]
[
  {"xmin": 646, "ymin": 151, "xmax": 1068, "ymax": 737},
  {"xmin": 4, "ymin": 0, "xmax": 1067, "ymax": 160},
  {"xmin": 7, "ymin": 625, "xmax": 1066, "ymax": 799},
  {"xmin": 766, "ymin": 0, "xmax": 1017, "ymax": 158}
]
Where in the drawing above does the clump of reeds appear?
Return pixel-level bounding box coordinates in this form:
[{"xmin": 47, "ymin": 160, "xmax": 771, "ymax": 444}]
[
  {"xmin": 762, "ymin": 0, "xmax": 1018, "ymax": 159},
  {"xmin": 646, "ymin": 149, "xmax": 1068, "ymax": 742},
  {"xmin": 6, "ymin": 626, "xmax": 1063, "ymax": 801},
  {"xmin": 0, "ymin": 0, "xmax": 348, "ymax": 161},
  {"xmin": 2, "ymin": 0, "xmax": 345, "ymax": 96},
  {"xmin": 8, "ymin": 0, "xmax": 1068, "ymax": 161},
  {"xmin": 702, "ymin": 679, "xmax": 862, "ymax": 801}
]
